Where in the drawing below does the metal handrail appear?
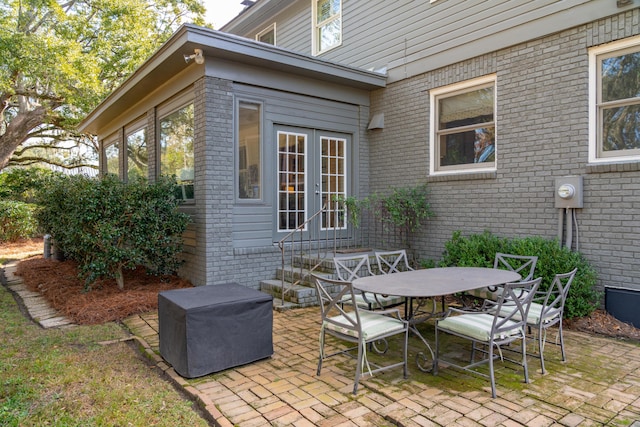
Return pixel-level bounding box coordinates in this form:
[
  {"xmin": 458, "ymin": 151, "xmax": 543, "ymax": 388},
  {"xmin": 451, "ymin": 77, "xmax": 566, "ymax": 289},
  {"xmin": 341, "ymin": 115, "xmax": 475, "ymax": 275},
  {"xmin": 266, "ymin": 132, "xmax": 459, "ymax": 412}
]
[{"xmin": 277, "ymin": 202, "xmax": 344, "ymax": 306}]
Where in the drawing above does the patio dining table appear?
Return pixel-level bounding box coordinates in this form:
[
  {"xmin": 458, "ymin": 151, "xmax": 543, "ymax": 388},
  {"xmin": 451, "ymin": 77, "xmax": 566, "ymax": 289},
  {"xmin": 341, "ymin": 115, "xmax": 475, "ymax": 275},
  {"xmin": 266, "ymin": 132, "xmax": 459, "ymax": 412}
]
[{"xmin": 352, "ymin": 267, "xmax": 521, "ymax": 372}]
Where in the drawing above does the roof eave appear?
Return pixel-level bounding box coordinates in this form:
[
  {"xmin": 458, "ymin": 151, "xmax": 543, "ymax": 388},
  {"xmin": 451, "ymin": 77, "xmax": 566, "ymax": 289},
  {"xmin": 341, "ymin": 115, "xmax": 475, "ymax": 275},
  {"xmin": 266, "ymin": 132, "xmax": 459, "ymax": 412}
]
[{"xmin": 79, "ymin": 24, "xmax": 386, "ymax": 135}]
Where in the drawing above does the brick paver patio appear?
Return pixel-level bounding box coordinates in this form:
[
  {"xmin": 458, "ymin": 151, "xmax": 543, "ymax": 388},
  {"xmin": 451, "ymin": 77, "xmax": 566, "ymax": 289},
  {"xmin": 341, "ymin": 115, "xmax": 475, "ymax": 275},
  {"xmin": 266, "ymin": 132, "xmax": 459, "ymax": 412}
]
[
  {"xmin": 123, "ymin": 306, "xmax": 640, "ymax": 427},
  {"xmin": 4, "ymin": 261, "xmax": 640, "ymax": 426}
]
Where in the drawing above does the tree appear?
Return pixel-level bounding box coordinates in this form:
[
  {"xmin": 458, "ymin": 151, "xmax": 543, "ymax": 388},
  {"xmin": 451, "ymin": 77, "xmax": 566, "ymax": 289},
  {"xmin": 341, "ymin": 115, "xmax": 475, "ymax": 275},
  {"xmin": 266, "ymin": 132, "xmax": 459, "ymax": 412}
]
[{"xmin": 0, "ymin": 0, "xmax": 206, "ymax": 171}]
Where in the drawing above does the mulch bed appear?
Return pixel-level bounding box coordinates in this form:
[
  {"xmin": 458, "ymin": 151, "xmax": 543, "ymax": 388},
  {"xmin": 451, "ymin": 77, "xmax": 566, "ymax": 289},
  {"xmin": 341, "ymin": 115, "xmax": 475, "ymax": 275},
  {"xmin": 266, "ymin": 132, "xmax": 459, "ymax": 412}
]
[
  {"xmin": 564, "ymin": 309, "xmax": 640, "ymax": 341},
  {"xmin": 5, "ymin": 239, "xmax": 640, "ymax": 341},
  {"xmin": 15, "ymin": 257, "xmax": 193, "ymax": 325}
]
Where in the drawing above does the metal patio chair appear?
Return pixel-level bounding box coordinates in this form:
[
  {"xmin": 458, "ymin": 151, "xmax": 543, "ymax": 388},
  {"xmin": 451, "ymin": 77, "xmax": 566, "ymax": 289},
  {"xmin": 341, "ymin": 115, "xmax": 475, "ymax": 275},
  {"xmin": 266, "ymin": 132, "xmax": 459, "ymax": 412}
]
[
  {"xmin": 375, "ymin": 249, "xmax": 441, "ymax": 315},
  {"xmin": 520, "ymin": 268, "xmax": 577, "ymax": 374},
  {"xmin": 312, "ymin": 274, "xmax": 409, "ymax": 394},
  {"xmin": 467, "ymin": 253, "xmax": 538, "ymax": 302},
  {"xmin": 434, "ymin": 277, "xmax": 542, "ymax": 398},
  {"xmin": 334, "ymin": 254, "xmax": 404, "ymax": 310},
  {"xmin": 375, "ymin": 249, "xmax": 414, "ymax": 274}
]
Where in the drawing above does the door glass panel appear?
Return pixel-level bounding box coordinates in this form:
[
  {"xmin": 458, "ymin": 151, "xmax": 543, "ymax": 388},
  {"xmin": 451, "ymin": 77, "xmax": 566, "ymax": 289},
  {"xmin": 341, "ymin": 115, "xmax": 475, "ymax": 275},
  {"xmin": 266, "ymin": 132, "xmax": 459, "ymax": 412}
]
[
  {"xmin": 278, "ymin": 131, "xmax": 306, "ymax": 231},
  {"xmin": 321, "ymin": 136, "xmax": 346, "ymax": 230}
]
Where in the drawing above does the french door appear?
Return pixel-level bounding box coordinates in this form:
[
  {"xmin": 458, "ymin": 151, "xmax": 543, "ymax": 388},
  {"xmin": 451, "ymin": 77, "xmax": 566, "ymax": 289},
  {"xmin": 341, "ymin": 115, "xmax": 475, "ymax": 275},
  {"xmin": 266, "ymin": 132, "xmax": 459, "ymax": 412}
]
[{"xmin": 276, "ymin": 126, "xmax": 351, "ymax": 238}]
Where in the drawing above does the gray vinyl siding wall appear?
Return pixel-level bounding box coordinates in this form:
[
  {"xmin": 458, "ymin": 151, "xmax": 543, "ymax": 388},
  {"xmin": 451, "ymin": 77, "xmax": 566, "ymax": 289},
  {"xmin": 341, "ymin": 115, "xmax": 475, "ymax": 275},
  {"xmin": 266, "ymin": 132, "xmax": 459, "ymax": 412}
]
[
  {"xmin": 232, "ymin": 0, "xmax": 622, "ymax": 80},
  {"xmin": 368, "ymin": 9, "xmax": 640, "ymax": 294},
  {"xmin": 231, "ymin": 83, "xmax": 365, "ymax": 249},
  {"xmin": 270, "ymin": 2, "xmax": 309, "ymax": 53}
]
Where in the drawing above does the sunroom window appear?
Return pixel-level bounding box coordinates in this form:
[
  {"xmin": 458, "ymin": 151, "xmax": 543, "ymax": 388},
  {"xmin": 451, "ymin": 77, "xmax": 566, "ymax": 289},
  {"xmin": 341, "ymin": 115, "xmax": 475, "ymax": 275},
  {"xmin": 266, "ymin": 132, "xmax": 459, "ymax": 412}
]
[
  {"xmin": 103, "ymin": 133, "xmax": 120, "ymax": 177},
  {"xmin": 313, "ymin": 0, "xmax": 341, "ymax": 55},
  {"xmin": 430, "ymin": 75, "xmax": 496, "ymax": 174},
  {"xmin": 238, "ymin": 101, "xmax": 262, "ymax": 200},
  {"xmin": 125, "ymin": 118, "xmax": 147, "ymax": 182},
  {"xmin": 589, "ymin": 36, "xmax": 640, "ymax": 163},
  {"xmin": 159, "ymin": 95, "xmax": 194, "ymax": 201}
]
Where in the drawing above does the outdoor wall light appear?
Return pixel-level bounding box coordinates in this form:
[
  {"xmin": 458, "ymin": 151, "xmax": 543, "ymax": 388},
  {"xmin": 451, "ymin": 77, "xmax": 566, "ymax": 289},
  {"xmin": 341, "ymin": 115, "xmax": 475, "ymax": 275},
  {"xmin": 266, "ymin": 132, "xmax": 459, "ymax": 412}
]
[{"xmin": 184, "ymin": 48, "xmax": 204, "ymax": 65}]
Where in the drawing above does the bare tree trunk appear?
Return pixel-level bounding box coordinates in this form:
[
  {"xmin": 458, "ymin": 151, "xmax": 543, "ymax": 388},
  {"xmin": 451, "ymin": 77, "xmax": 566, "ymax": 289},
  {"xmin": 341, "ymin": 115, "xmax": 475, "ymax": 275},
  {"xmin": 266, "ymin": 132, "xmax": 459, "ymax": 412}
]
[{"xmin": 115, "ymin": 267, "xmax": 125, "ymax": 291}]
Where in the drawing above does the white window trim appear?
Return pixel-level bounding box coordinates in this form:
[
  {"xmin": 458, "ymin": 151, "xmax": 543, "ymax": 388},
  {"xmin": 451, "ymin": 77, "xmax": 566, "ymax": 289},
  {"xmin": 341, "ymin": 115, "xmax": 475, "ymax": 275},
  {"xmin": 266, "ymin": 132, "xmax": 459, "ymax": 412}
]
[
  {"xmin": 277, "ymin": 130, "xmax": 309, "ymax": 233},
  {"xmin": 429, "ymin": 74, "xmax": 497, "ymax": 176},
  {"xmin": 312, "ymin": 0, "xmax": 342, "ymax": 56},
  {"xmin": 256, "ymin": 23, "xmax": 276, "ymax": 45},
  {"xmin": 588, "ymin": 35, "xmax": 640, "ymax": 165}
]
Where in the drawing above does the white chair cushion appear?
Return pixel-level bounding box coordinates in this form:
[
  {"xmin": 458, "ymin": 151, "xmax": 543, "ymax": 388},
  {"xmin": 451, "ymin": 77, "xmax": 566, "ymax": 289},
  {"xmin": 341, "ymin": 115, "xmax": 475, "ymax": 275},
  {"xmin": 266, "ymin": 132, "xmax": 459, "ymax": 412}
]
[
  {"xmin": 341, "ymin": 293, "xmax": 405, "ymax": 309},
  {"xmin": 324, "ymin": 311, "xmax": 405, "ymax": 340},
  {"xmin": 524, "ymin": 302, "xmax": 561, "ymax": 325},
  {"xmin": 498, "ymin": 301, "xmax": 560, "ymax": 325},
  {"xmin": 438, "ymin": 313, "xmax": 522, "ymax": 342}
]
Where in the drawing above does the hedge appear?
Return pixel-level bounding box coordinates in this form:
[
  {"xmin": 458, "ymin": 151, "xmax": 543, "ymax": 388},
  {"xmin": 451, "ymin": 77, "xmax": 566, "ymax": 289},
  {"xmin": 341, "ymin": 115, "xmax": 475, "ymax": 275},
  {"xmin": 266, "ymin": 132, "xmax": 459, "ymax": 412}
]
[{"xmin": 439, "ymin": 230, "xmax": 601, "ymax": 319}]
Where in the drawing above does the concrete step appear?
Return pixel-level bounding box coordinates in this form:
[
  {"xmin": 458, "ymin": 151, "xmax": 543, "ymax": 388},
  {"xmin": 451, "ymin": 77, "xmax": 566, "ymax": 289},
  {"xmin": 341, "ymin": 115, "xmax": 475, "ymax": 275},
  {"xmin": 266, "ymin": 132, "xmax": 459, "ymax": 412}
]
[
  {"xmin": 260, "ymin": 279, "xmax": 322, "ymax": 308},
  {"xmin": 276, "ymin": 265, "xmax": 336, "ymax": 287}
]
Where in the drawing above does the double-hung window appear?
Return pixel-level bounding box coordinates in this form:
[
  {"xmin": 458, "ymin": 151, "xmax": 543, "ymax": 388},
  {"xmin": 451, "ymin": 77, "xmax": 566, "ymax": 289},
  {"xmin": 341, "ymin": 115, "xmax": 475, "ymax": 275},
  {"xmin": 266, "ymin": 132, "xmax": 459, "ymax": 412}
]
[
  {"xmin": 589, "ymin": 36, "xmax": 640, "ymax": 163},
  {"xmin": 430, "ymin": 75, "xmax": 496, "ymax": 174},
  {"xmin": 158, "ymin": 91, "xmax": 195, "ymax": 201},
  {"xmin": 313, "ymin": 0, "xmax": 341, "ymax": 55}
]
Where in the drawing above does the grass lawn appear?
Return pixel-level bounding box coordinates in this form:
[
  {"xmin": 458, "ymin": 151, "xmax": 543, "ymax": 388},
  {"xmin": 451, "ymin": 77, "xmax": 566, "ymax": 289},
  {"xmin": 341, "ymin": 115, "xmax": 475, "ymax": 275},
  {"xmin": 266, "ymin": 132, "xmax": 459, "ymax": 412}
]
[{"xmin": 0, "ymin": 278, "xmax": 210, "ymax": 426}]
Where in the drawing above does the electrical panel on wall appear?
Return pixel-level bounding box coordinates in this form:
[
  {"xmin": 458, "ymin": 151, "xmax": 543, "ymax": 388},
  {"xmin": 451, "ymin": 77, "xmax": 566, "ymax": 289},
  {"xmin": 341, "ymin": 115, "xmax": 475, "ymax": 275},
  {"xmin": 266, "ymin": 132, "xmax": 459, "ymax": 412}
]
[{"xmin": 555, "ymin": 176, "xmax": 583, "ymax": 209}]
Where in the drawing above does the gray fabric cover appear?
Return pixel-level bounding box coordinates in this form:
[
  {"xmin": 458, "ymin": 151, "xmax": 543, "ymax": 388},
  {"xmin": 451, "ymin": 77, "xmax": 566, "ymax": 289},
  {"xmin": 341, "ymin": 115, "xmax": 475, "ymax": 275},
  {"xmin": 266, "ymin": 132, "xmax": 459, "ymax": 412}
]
[{"xmin": 158, "ymin": 283, "xmax": 273, "ymax": 378}]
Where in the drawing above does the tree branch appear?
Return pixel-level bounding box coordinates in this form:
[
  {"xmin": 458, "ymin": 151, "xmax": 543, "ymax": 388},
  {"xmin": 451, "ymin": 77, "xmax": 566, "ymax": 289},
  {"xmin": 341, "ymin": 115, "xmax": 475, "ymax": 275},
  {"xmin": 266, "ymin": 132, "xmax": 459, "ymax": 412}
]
[{"xmin": 9, "ymin": 156, "xmax": 98, "ymax": 170}]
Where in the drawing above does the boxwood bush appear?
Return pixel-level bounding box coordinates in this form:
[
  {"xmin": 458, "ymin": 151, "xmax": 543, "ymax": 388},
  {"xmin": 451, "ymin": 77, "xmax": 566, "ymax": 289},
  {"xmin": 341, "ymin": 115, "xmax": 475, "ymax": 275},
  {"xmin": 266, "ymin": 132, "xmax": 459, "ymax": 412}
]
[
  {"xmin": 439, "ymin": 230, "xmax": 601, "ymax": 319},
  {"xmin": 0, "ymin": 200, "xmax": 39, "ymax": 242},
  {"xmin": 36, "ymin": 174, "xmax": 191, "ymax": 290}
]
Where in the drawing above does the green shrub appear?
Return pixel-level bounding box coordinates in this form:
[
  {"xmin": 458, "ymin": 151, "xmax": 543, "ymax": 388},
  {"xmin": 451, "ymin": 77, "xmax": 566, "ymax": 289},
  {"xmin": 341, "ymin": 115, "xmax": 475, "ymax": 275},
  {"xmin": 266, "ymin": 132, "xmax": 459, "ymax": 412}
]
[
  {"xmin": 0, "ymin": 201, "xmax": 39, "ymax": 242},
  {"xmin": 347, "ymin": 184, "xmax": 434, "ymax": 246},
  {"xmin": 440, "ymin": 230, "xmax": 601, "ymax": 318},
  {"xmin": 36, "ymin": 174, "xmax": 191, "ymax": 290},
  {"xmin": 377, "ymin": 184, "xmax": 434, "ymax": 234},
  {"xmin": 0, "ymin": 167, "xmax": 62, "ymax": 202}
]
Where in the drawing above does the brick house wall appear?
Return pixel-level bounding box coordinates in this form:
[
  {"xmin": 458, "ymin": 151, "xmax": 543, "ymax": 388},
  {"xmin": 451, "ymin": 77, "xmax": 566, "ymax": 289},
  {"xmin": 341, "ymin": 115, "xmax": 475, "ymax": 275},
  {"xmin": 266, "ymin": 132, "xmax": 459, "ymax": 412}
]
[{"xmin": 368, "ymin": 9, "xmax": 640, "ymax": 295}]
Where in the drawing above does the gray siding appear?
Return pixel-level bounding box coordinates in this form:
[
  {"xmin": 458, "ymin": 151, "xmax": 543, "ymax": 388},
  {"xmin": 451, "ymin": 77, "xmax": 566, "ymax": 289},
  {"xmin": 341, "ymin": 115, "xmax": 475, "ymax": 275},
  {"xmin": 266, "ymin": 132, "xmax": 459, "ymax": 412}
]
[
  {"xmin": 270, "ymin": 1, "xmax": 309, "ymax": 53},
  {"xmin": 232, "ymin": 0, "xmax": 629, "ymax": 81},
  {"xmin": 231, "ymin": 83, "xmax": 363, "ymax": 249},
  {"xmin": 368, "ymin": 9, "xmax": 640, "ymax": 294}
]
